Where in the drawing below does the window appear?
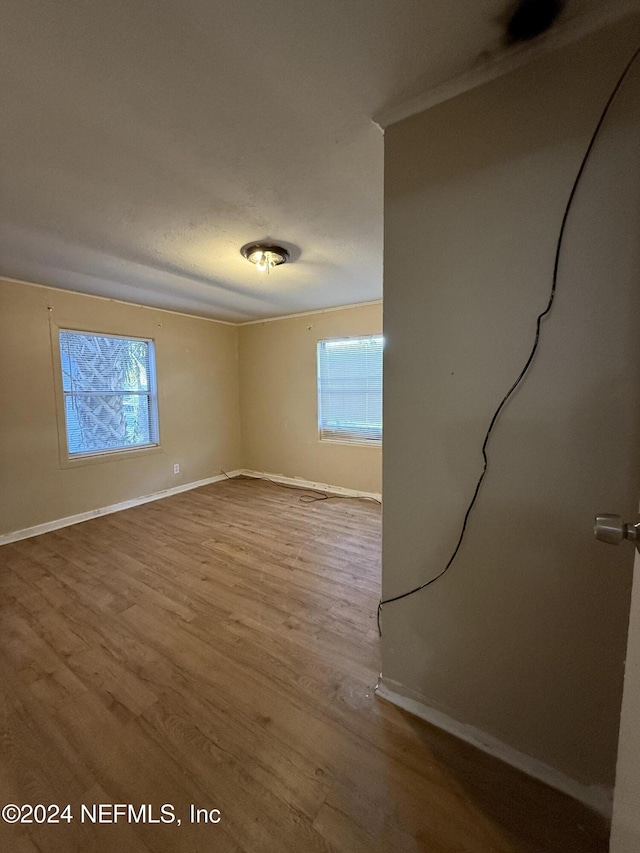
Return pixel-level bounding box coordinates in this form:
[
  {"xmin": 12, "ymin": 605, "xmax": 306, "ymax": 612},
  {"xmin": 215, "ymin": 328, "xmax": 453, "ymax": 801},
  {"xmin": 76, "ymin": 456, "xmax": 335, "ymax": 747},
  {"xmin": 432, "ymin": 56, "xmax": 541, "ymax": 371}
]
[
  {"xmin": 58, "ymin": 330, "xmax": 159, "ymax": 458},
  {"xmin": 317, "ymin": 335, "xmax": 383, "ymax": 444}
]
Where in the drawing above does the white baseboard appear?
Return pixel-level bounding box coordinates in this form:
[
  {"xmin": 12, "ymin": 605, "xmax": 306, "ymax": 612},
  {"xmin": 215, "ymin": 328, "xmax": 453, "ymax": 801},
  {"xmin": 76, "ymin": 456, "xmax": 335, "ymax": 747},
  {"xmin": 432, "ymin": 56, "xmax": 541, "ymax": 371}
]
[
  {"xmin": 0, "ymin": 468, "xmax": 378, "ymax": 546},
  {"xmin": 240, "ymin": 469, "xmax": 381, "ymax": 502},
  {"xmin": 375, "ymin": 675, "xmax": 612, "ymax": 818},
  {"xmin": 0, "ymin": 470, "xmax": 243, "ymax": 546}
]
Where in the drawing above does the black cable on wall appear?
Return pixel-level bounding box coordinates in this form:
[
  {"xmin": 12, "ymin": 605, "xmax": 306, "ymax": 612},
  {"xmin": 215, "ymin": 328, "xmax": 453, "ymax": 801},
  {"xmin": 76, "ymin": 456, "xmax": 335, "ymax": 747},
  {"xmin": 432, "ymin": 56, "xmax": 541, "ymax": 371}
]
[{"xmin": 377, "ymin": 44, "xmax": 640, "ymax": 636}]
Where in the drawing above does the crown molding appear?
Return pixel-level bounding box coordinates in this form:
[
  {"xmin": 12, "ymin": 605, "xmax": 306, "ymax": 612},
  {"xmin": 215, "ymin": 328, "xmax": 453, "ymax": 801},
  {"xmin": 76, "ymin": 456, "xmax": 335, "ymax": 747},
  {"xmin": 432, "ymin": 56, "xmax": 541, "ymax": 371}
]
[{"xmin": 238, "ymin": 299, "xmax": 382, "ymax": 326}]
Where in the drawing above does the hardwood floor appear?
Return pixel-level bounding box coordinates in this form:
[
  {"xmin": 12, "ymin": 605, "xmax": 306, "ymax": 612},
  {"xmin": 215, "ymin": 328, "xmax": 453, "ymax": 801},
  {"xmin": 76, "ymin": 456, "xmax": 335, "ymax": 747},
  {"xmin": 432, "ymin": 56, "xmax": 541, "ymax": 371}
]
[{"xmin": 0, "ymin": 477, "xmax": 609, "ymax": 852}]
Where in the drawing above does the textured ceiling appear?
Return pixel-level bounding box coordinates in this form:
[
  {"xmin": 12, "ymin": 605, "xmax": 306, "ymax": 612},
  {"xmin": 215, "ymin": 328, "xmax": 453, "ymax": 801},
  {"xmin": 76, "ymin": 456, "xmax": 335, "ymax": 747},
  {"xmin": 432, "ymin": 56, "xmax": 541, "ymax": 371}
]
[{"xmin": 0, "ymin": 0, "xmax": 627, "ymax": 321}]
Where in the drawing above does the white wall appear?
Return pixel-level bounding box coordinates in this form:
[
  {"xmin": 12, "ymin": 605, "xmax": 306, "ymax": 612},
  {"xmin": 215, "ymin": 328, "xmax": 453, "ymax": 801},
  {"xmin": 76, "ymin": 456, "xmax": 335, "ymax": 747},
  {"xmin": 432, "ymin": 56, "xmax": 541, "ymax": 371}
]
[{"xmin": 382, "ymin": 17, "xmax": 640, "ymax": 791}]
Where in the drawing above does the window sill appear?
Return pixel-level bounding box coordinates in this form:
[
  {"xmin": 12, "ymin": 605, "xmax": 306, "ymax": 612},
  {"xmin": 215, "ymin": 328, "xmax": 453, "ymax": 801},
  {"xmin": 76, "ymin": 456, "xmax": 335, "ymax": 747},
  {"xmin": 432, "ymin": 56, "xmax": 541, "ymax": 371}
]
[
  {"xmin": 60, "ymin": 443, "xmax": 164, "ymax": 469},
  {"xmin": 319, "ymin": 438, "xmax": 382, "ymax": 449}
]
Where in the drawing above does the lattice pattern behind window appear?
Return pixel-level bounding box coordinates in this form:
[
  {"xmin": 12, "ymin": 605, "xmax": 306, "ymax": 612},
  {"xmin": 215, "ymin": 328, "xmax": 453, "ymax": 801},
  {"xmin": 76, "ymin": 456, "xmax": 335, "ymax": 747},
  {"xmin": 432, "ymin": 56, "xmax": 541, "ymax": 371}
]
[{"xmin": 59, "ymin": 330, "xmax": 158, "ymax": 456}]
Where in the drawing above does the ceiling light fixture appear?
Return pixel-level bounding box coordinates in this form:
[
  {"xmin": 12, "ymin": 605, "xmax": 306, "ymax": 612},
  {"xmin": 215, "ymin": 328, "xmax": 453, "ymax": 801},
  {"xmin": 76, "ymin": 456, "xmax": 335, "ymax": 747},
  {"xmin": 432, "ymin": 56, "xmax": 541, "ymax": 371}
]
[{"xmin": 241, "ymin": 242, "xmax": 290, "ymax": 275}]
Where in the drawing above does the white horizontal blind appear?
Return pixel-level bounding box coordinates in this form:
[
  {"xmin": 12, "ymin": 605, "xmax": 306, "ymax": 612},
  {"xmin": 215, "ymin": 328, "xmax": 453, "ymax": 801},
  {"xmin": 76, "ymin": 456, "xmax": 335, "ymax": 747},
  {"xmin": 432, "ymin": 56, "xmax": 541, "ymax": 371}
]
[
  {"xmin": 59, "ymin": 330, "xmax": 158, "ymax": 456},
  {"xmin": 317, "ymin": 336, "xmax": 383, "ymax": 444}
]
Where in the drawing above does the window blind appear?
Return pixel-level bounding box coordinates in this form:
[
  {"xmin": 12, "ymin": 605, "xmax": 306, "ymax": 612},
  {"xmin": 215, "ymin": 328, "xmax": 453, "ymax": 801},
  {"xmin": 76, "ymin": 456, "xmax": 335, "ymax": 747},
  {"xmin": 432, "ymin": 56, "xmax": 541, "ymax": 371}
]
[
  {"xmin": 317, "ymin": 336, "xmax": 383, "ymax": 444},
  {"xmin": 59, "ymin": 330, "xmax": 158, "ymax": 456}
]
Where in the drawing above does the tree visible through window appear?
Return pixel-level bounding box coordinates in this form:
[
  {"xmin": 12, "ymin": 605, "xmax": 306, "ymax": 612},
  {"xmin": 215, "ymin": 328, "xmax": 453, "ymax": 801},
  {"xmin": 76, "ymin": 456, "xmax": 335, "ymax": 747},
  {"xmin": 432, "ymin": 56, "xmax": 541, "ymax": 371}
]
[
  {"xmin": 317, "ymin": 336, "xmax": 383, "ymax": 444},
  {"xmin": 59, "ymin": 330, "xmax": 159, "ymax": 456}
]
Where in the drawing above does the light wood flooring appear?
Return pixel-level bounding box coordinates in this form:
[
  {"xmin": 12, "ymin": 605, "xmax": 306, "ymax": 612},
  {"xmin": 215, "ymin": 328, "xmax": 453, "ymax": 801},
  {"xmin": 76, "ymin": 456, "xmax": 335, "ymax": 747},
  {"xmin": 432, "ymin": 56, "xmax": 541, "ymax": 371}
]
[{"xmin": 0, "ymin": 476, "xmax": 609, "ymax": 852}]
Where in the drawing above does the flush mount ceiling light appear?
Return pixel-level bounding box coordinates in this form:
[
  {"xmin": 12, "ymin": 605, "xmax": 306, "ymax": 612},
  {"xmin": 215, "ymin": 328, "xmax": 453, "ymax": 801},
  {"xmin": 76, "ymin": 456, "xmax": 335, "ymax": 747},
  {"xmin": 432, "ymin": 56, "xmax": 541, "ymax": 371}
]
[{"xmin": 241, "ymin": 242, "xmax": 290, "ymax": 274}]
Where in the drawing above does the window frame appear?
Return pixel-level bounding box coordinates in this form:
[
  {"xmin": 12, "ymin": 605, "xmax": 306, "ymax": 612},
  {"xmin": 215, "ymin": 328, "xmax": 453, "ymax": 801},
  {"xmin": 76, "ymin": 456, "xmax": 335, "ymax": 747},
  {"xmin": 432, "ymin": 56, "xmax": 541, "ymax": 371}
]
[
  {"xmin": 316, "ymin": 334, "xmax": 383, "ymax": 448},
  {"xmin": 51, "ymin": 322, "xmax": 162, "ymax": 468}
]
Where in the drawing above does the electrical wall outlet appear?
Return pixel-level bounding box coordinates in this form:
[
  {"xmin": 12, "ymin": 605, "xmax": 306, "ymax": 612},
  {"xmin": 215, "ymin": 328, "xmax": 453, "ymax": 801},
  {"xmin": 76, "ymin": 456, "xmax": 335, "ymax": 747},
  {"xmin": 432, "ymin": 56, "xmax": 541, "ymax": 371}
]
[{"xmin": 173, "ymin": 463, "xmax": 180, "ymax": 474}]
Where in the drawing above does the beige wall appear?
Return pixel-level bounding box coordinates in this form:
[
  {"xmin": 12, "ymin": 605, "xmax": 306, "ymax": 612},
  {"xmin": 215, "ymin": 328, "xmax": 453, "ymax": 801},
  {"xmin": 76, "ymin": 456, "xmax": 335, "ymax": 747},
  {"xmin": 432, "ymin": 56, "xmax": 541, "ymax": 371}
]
[
  {"xmin": 239, "ymin": 304, "xmax": 382, "ymax": 494},
  {"xmin": 0, "ymin": 279, "xmax": 242, "ymax": 536},
  {"xmin": 0, "ymin": 281, "xmax": 381, "ymax": 539},
  {"xmin": 382, "ymin": 18, "xmax": 640, "ymax": 791}
]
